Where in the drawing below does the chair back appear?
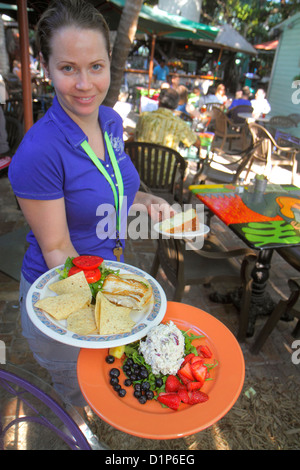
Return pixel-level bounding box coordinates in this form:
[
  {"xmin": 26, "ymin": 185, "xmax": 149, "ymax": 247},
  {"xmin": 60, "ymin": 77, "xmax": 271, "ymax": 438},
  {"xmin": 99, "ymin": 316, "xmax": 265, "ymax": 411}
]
[
  {"xmin": 288, "ymin": 113, "xmax": 300, "ymax": 125},
  {"xmin": 213, "ymin": 107, "xmax": 227, "ymax": 135},
  {"xmin": 124, "ymin": 141, "xmax": 187, "ymax": 204},
  {"xmin": 228, "ymin": 105, "xmax": 253, "ymax": 124},
  {"xmin": 3, "ymin": 98, "xmax": 24, "ymax": 121},
  {"xmin": 5, "ymin": 114, "xmax": 24, "ymax": 155}
]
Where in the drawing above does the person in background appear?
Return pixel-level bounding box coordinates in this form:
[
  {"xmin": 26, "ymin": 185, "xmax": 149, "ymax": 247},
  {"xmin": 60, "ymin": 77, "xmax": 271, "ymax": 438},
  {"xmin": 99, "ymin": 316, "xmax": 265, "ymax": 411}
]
[
  {"xmin": 215, "ymin": 83, "xmax": 228, "ymax": 105},
  {"xmin": 251, "ymin": 88, "xmax": 271, "ymax": 117},
  {"xmin": 153, "ymin": 59, "xmax": 169, "ymax": 84},
  {"xmin": 135, "ymin": 87, "xmax": 201, "ymax": 151},
  {"xmin": 170, "ymin": 73, "xmax": 180, "ymax": 90},
  {"xmin": 176, "ymin": 85, "xmax": 201, "ymax": 120},
  {"xmin": 228, "ymin": 86, "xmax": 251, "ymax": 109},
  {"xmin": 8, "ymin": 0, "xmax": 173, "ymax": 414}
]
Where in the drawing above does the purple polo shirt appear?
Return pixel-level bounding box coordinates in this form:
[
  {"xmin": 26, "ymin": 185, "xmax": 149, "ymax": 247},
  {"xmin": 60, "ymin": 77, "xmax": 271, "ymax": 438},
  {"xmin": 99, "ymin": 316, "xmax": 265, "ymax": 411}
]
[{"xmin": 9, "ymin": 97, "xmax": 140, "ymax": 283}]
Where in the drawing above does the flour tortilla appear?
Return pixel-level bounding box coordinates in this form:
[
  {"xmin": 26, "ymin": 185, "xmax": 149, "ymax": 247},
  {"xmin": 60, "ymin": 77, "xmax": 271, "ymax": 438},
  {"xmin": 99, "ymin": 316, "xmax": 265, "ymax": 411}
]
[
  {"xmin": 95, "ymin": 292, "xmax": 135, "ymax": 335},
  {"xmin": 67, "ymin": 305, "xmax": 97, "ymax": 335},
  {"xmin": 49, "ymin": 270, "xmax": 91, "ymax": 300},
  {"xmin": 35, "ymin": 292, "xmax": 91, "ymax": 321}
]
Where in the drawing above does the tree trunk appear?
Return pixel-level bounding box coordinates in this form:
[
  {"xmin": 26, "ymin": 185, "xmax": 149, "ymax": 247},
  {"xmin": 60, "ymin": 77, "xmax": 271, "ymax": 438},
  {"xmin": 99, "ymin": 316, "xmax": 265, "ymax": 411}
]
[{"xmin": 103, "ymin": 0, "xmax": 144, "ymax": 107}]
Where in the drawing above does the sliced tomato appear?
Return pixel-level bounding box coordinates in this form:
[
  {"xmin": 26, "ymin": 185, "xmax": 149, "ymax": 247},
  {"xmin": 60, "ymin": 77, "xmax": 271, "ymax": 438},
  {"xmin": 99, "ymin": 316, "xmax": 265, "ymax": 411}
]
[
  {"xmin": 68, "ymin": 265, "xmax": 101, "ymax": 284},
  {"xmin": 68, "ymin": 266, "xmax": 83, "ymax": 277},
  {"xmin": 73, "ymin": 255, "xmax": 104, "ymax": 270},
  {"xmin": 83, "ymin": 268, "xmax": 101, "ymax": 284}
]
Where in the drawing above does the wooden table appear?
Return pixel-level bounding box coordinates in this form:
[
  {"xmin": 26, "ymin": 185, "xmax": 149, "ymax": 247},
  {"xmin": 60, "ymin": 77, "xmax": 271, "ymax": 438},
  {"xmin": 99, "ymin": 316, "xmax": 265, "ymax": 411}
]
[{"xmin": 189, "ymin": 182, "xmax": 300, "ymax": 338}]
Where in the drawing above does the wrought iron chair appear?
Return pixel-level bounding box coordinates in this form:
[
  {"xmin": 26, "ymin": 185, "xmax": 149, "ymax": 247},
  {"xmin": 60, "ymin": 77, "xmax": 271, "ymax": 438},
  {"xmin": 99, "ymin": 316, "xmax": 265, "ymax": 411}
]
[
  {"xmin": 213, "ymin": 106, "xmax": 247, "ymax": 150},
  {"xmin": 248, "ymin": 122, "xmax": 299, "ymax": 184},
  {"xmin": 5, "ymin": 114, "xmax": 24, "ymax": 155},
  {"xmin": 124, "ymin": 141, "xmax": 187, "ymax": 205},
  {"xmin": 150, "ymin": 231, "xmax": 257, "ymax": 304},
  {"xmin": 189, "ymin": 137, "xmax": 261, "ymax": 186},
  {"xmin": 288, "ymin": 113, "xmax": 300, "ymax": 126}
]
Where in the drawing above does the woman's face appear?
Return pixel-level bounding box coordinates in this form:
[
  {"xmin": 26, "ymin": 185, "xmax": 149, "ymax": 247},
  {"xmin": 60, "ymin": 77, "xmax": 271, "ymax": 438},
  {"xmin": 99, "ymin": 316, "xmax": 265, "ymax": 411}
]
[{"xmin": 46, "ymin": 26, "xmax": 111, "ymax": 124}]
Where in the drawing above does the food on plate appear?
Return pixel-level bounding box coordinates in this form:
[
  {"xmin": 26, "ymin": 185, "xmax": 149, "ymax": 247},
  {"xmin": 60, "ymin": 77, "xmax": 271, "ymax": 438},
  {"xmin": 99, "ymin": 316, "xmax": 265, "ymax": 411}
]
[
  {"xmin": 34, "ymin": 291, "xmax": 91, "ymax": 321},
  {"xmin": 94, "ymin": 292, "xmax": 135, "ymax": 335},
  {"xmin": 72, "ymin": 255, "xmax": 104, "ymax": 270},
  {"xmin": 138, "ymin": 321, "xmax": 185, "ymax": 375},
  {"xmin": 101, "ymin": 273, "xmax": 153, "ymax": 310},
  {"xmin": 67, "ymin": 305, "xmax": 97, "ymax": 335},
  {"xmin": 49, "ymin": 270, "xmax": 91, "ymax": 297},
  {"xmin": 106, "ymin": 323, "xmax": 218, "ymax": 410},
  {"xmin": 159, "ymin": 208, "xmax": 199, "ymax": 234},
  {"xmin": 109, "ymin": 345, "xmax": 125, "ymax": 359}
]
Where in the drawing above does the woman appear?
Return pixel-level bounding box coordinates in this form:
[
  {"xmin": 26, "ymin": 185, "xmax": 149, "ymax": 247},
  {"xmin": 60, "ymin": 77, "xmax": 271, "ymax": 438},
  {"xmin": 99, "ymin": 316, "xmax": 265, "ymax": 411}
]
[{"xmin": 8, "ymin": 0, "xmax": 172, "ymax": 410}]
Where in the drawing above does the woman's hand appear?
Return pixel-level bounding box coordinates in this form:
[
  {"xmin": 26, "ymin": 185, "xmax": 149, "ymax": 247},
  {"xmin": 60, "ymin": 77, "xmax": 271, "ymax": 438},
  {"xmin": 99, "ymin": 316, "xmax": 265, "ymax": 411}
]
[{"xmin": 132, "ymin": 191, "xmax": 178, "ymax": 223}]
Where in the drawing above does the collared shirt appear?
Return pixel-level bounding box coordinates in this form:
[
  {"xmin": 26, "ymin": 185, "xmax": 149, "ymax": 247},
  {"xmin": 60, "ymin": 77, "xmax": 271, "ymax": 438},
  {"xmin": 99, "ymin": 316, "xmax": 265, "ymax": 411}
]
[
  {"xmin": 9, "ymin": 97, "xmax": 140, "ymax": 283},
  {"xmin": 153, "ymin": 64, "xmax": 169, "ymax": 81},
  {"xmin": 135, "ymin": 108, "xmax": 197, "ymax": 150}
]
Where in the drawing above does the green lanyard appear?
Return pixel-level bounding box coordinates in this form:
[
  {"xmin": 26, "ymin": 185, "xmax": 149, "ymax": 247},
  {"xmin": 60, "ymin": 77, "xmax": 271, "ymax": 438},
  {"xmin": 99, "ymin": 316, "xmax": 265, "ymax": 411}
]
[{"xmin": 81, "ymin": 131, "xmax": 124, "ymax": 240}]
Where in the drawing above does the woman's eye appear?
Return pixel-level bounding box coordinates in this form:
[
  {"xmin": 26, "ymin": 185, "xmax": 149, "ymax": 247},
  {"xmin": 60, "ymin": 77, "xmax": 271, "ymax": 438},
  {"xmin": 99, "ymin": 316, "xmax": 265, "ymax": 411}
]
[
  {"xmin": 92, "ymin": 64, "xmax": 101, "ymax": 72},
  {"xmin": 63, "ymin": 65, "xmax": 73, "ymax": 72}
]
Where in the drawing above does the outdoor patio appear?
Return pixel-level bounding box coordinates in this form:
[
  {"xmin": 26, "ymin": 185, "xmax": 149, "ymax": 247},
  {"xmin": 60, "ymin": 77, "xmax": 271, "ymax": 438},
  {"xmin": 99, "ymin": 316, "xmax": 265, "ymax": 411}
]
[{"xmin": 1, "ymin": 157, "xmax": 300, "ymax": 449}]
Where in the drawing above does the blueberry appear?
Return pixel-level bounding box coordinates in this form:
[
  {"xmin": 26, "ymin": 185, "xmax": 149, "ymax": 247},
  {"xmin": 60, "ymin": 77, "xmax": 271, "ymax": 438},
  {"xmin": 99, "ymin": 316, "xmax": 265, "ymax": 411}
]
[
  {"xmin": 110, "ymin": 377, "xmax": 119, "ymax": 386},
  {"xmin": 141, "ymin": 381, "xmax": 150, "ymax": 391},
  {"xmin": 124, "ymin": 378, "xmax": 132, "ymax": 386},
  {"xmin": 146, "ymin": 390, "xmax": 154, "ymax": 400},
  {"xmin": 134, "ymin": 390, "xmax": 142, "ymax": 398},
  {"xmin": 113, "ymin": 384, "xmax": 121, "ymax": 392},
  {"xmin": 105, "ymin": 355, "xmax": 115, "ymax": 364},
  {"xmin": 155, "ymin": 378, "xmax": 163, "ymax": 387},
  {"xmin": 109, "ymin": 368, "xmax": 120, "ymax": 378},
  {"xmin": 118, "ymin": 389, "xmax": 126, "ymax": 397},
  {"xmin": 138, "ymin": 395, "xmax": 147, "ymax": 404}
]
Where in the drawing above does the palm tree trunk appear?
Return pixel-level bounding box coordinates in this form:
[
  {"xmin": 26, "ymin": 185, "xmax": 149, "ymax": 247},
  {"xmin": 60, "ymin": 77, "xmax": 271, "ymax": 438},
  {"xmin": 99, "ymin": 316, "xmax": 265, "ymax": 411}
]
[{"xmin": 104, "ymin": 0, "xmax": 144, "ymax": 107}]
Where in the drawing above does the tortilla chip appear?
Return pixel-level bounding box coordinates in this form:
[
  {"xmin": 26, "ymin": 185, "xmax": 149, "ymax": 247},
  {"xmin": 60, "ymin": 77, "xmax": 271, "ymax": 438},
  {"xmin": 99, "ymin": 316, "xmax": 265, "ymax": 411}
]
[
  {"xmin": 95, "ymin": 292, "xmax": 135, "ymax": 335},
  {"xmin": 67, "ymin": 306, "xmax": 97, "ymax": 335},
  {"xmin": 35, "ymin": 292, "xmax": 91, "ymax": 321},
  {"xmin": 49, "ymin": 270, "xmax": 91, "ymax": 300}
]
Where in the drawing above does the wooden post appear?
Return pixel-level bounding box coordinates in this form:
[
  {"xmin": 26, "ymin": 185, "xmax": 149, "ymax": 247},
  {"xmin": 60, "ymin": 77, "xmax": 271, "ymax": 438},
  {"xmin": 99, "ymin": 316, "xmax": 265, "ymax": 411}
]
[
  {"xmin": 148, "ymin": 34, "xmax": 156, "ymax": 95},
  {"xmin": 17, "ymin": 0, "xmax": 33, "ymax": 132}
]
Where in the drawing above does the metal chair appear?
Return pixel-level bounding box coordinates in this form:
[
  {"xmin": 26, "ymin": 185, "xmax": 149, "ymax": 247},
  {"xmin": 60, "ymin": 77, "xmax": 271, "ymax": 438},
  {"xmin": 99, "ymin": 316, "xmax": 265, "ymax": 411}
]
[
  {"xmin": 150, "ymin": 232, "xmax": 257, "ymax": 303},
  {"xmin": 124, "ymin": 141, "xmax": 187, "ymax": 205},
  {"xmin": 250, "ymin": 277, "xmax": 300, "ymax": 354},
  {"xmin": 5, "ymin": 114, "xmax": 24, "ymax": 155},
  {"xmin": 190, "ymin": 138, "xmax": 260, "ymax": 186},
  {"xmin": 212, "ymin": 106, "xmax": 247, "ymax": 150},
  {"xmin": 248, "ymin": 122, "xmax": 299, "ymax": 184},
  {"xmin": 288, "ymin": 113, "xmax": 300, "ymax": 126}
]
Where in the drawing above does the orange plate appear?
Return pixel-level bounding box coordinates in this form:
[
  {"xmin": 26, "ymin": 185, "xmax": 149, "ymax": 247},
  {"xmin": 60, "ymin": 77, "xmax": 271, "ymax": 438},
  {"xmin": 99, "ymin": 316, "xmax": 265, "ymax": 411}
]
[{"xmin": 77, "ymin": 302, "xmax": 245, "ymax": 439}]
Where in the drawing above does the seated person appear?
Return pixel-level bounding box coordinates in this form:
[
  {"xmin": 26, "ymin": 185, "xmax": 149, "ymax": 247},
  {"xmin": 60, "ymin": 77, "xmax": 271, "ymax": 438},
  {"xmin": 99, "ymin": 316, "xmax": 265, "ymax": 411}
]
[
  {"xmin": 135, "ymin": 87, "xmax": 201, "ymax": 151},
  {"xmin": 215, "ymin": 83, "xmax": 228, "ymax": 105},
  {"xmin": 198, "ymin": 85, "xmax": 223, "ymax": 108},
  {"xmin": 170, "ymin": 73, "xmax": 180, "ymax": 90},
  {"xmin": 251, "ymin": 88, "xmax": 271, "ymax": 117},
  {"xmin": 175, "ymin": 85, "xmax": 201, "ymax": 120},
  {"xmin": 228, "ymin": 86, "xmax": 251, "ymax": 110}
]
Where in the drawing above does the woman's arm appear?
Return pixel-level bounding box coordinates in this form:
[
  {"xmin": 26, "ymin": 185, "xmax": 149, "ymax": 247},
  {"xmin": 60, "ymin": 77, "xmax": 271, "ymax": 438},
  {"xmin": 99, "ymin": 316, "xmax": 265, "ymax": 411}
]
[
  {"xmin": 17, "ymin": 197, "xmax": 78, "ymax": 269},
  {"xmin": 133, "ymin": 191, "xmax": 177, "ymax": 223}
]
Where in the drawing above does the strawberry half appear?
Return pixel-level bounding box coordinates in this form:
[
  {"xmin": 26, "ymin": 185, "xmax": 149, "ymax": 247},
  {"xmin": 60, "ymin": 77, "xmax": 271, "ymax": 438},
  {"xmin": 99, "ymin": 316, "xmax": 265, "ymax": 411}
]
[
  {"xmin": 165, "ymin": 375, "xmax": 186, "ymax": 392},
  {"xmin": 187, "ymin": 381, "xmax": 204, "ymax": 391},
  {"xmin": 190, "ymin": 361, "xmax": 207, "ymax": 388},
  {"xmin": 178, "ymin": 389, "xmax": 189, "ymax": 404},
  {"xmin": 179, "ymin": 361, "xmax": 195, "ymax": 382},
  {"xmin": 188, "ymin": 390, "xmax": 209, "ymax": 405},
  {"xmin": 158, "ymin": 392, "xmax": 181, "ymax": 410}
]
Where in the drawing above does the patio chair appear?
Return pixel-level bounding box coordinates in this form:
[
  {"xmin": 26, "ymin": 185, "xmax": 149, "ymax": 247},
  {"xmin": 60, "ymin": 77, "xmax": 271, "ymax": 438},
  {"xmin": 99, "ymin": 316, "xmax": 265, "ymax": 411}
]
[
  {"xmin": 250, "ymin": 277, "xmax": 300, "ymax": 354},
  {"xmin": 150, "ymin": 231, "xmax": 257, "ymax": 303},
  {"xmin": 248, "ymin": 122, "xmax": 299, "ymax": 184},
  {"xmin": 189, "ymin": 138, "xmax": 259, "ymax": 186},
  {"xmin": 0, "ymin": 115, "xmax": 24, "ymax": 175},
  {"xmin": 124, "ymin": 141, "xmax": 187, "ymax": 205},
  {"xmin": 212, "ymin": 106, "xmax": 247, "ymax": 151},
  {"xmin": 227, "ymin": 104, "xmax": 253, "ymax": 124}
]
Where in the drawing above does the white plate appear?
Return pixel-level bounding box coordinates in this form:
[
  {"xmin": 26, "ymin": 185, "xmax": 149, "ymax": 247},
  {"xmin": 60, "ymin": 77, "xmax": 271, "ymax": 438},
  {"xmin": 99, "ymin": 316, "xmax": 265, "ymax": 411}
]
[
  {"xmin": 26, "ymin": 261, "xmax": 167, "ymax": 349},
  {"xmin": 153, "ymin": 222, "xmax": 210, "ymax": 239}
]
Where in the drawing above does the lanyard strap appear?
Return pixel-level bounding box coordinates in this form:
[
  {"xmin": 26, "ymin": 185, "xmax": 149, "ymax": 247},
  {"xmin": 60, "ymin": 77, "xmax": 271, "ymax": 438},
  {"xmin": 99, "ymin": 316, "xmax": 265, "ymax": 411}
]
[{"xmin": 80, "ymin": 131, "xmax": 124, "ymax": 235}]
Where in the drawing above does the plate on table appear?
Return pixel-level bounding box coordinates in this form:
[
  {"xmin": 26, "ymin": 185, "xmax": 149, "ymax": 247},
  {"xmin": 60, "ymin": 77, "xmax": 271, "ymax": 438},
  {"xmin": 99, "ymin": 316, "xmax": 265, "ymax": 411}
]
[
  {"xmin": 77, "ymin": 302, "xmax": 245, "ymax": 439},
  {"xmin": 26, "ymin": 261, "xmax": 167, "ymax": 349},
  {"xmin": 153, "ymin": 222, "xmax": 210, "ymax": 239}
]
